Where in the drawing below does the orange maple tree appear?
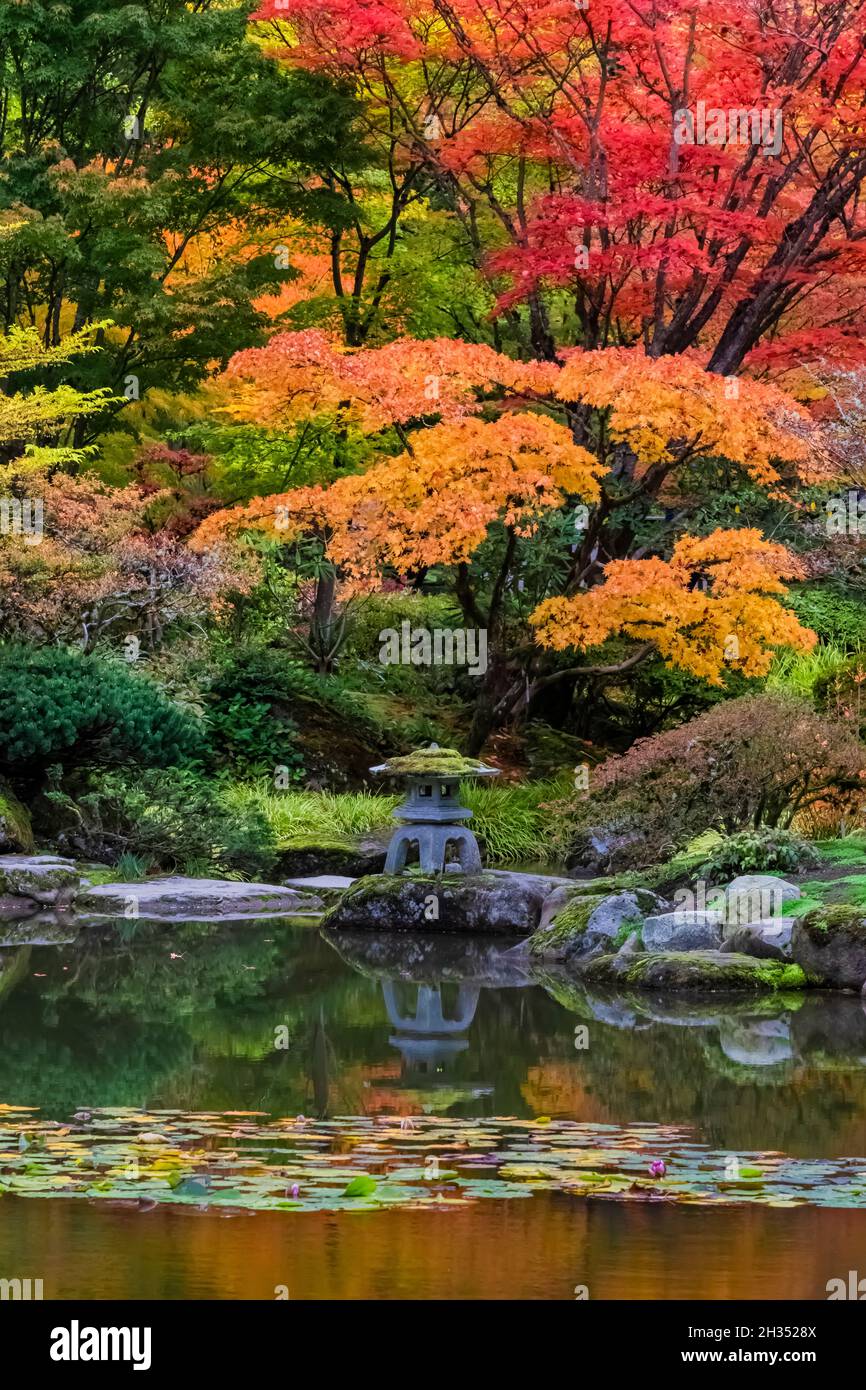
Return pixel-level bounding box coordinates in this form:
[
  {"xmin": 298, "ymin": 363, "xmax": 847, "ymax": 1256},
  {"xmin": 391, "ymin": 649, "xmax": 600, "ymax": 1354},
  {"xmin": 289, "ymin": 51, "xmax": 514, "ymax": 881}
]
[{"xmin": 193, "ymin": 333, "xmax": 817, "ymax": 750}]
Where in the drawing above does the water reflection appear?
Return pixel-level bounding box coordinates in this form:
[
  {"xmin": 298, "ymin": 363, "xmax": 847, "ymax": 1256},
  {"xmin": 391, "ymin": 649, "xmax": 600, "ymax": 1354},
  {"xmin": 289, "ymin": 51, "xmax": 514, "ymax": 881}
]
[
  {"xmin": 1, "ymin": 917, "xmax": 866, "ymax": 1156},
  {"xmin": 5, "ymin": 915, "xmax": 866, "ymax": 1300},
  {"xmin": 325, "ymin": 930, "xmax": 531, "ymax": 1100}
]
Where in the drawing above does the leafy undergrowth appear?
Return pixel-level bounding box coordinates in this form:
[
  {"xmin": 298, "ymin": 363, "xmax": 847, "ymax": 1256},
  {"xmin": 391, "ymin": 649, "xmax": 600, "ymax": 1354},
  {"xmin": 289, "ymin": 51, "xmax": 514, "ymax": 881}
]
[
  {"xmin": 220, "ymin": 779, "xmax": 565, "ymax": 866},
  {"xmin": 3, "ymin": 1107, "xmax": 866, "ymax": 1212}
]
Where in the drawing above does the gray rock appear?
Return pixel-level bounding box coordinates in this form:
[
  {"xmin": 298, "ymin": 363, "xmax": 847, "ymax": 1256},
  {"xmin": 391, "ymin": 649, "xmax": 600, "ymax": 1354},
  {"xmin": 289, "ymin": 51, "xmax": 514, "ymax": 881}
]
[
  {"xmin": 615, "ymin": 930, "xmax": 643, "ymax": 960},
  {"xmin": 535, "ymin": 881, "xmax": 617, "ymax": 935},
  {"xmin": 722, "ymin": 917, "xmax": 794, "ymax": 960},
  {"xmin": 283, "ymin": 875, "xmax": 355, "ymax": 906},
  {"xmin": 643, "ymin": 910, "xmax": 724, "ymax": 952},
  {"xmin": 528, "ymin": 887, "xmax": 661, "ymax": 963},
  {"xmin": 565, "ymin": 826, "xmax": 649, "ymax": 875},
  {"xmin": 0, "ymin": 854, "xmax": 80, "ymax": 906},
  {"xmin": 718, "ymin": 1017, "xmax": 794, "ymax": 1066},
  {"xmin": 490, "ymin": 869, "xmax": 575, "ymax": 895},
  {"xmin": 791, "ymin": 908, "xmax": 866, "ymax": 990},
  {"xmin": 76, "ymin": 877, "xmax": 323, "ymax": 921},
  {"xmin": 724, "ymin": 874, "xmax": 800, "ymax": 923},
  {"xmin": 585, "ymin": 889, "xmax": 662, "ymax": 942},
  {"xmin": 322, "ymin": 871, "xmax": 551, "ymax": 935}
]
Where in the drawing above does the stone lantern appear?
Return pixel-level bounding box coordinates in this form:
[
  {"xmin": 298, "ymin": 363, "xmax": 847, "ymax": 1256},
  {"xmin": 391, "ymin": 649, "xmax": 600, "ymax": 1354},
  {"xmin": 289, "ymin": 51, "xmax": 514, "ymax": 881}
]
[{"xmin": 370, "ymin": 744, "xmax": 499, "ymax": 875}]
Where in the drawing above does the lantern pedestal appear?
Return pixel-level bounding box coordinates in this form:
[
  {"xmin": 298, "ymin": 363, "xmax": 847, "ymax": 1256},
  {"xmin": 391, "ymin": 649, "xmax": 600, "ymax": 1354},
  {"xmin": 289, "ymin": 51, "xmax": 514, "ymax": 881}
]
[
  {"xmin": 383, "ymin": 773, "xmax": 481, "ymax": 874},
  {"xmin": 370, "ymin": 746, "xmax": 499, "ymax": 878}
]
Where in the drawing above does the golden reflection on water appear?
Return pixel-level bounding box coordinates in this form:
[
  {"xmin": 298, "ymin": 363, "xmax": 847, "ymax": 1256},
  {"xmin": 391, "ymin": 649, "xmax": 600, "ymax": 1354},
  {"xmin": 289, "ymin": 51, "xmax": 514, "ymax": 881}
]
[{"xmin": 7, "ymin": 1196, "xmax": 866, "ymax": 1300}]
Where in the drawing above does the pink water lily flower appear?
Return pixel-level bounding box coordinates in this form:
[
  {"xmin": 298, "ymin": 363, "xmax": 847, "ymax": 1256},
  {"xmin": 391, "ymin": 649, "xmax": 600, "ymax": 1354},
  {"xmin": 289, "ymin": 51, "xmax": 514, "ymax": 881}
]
[{"xmin": 649, "ymin": 1160, "xmax": 666, "ymax": 1178}]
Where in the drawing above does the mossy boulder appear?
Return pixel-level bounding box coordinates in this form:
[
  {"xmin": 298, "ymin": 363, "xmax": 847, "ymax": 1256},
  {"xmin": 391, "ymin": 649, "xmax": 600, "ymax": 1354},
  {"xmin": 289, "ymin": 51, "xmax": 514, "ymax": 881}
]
[
  {"xmin": 275, "ymin": 836, "xmax": 388, "ymax": 878},
  {"xmin": 322, "ymin": 870, "xmax": 551, "ymax": 935},
  {"xmin": 529, "ymin": 892, "xmax": 607, "ymax": 958},
  {"xmin": 529, "ymin": 887, "xmax": 664, "ymax": 962},
  {"xmin": 0, "ymin": 785, "xmax": 34, "ymax": 853},
  {"xmin": 0, "ymin": 854, "xmax": 80, "ymax": 906},
  {"xmin": 791, "ymin": 905, "xmax": 866, "ymax": 990},
  {"xmin": 580, "ymin": 949, "xmax": 808, "ymax": 993}
]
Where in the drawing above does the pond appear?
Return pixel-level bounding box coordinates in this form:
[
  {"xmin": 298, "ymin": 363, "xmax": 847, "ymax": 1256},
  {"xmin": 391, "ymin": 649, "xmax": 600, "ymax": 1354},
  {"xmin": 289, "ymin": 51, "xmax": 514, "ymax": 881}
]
[{"xmin": 2, "ymin": 915, "xmax": 866, "ymax": 1299}]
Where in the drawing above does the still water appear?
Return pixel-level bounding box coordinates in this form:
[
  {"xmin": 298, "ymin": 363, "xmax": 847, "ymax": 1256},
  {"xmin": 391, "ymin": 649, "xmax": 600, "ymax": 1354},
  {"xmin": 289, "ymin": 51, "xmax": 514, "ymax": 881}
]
[{"xmin": 2, "ymin": 916, "xmax": 866, "ymax": 1299}]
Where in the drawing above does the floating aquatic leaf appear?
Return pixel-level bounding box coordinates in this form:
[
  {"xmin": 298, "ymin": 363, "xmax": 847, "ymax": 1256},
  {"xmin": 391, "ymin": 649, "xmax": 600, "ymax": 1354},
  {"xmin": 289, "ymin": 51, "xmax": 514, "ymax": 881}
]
[
  {"xmin": 343, "ymin": 1173, "xmax": 377, "ymax": 1197},
  {"xmin": 0, "ymin": 1109, "xmax": 863, "ymax": 1215}
]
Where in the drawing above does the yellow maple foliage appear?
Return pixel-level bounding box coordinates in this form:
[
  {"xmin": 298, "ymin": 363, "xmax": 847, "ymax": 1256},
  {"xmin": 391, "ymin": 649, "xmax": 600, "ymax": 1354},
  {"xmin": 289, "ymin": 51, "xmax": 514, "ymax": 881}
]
[
  {"xmin": 192, "ymin": 412, "xmax": 601, "ymax": 580},
  {"xmin": 555, "ymin": 349, "xmax": 809, "ymax": 490},
  {"xmin": 530, "ymin": 529, "xmax": 816, "ymax": 683}
]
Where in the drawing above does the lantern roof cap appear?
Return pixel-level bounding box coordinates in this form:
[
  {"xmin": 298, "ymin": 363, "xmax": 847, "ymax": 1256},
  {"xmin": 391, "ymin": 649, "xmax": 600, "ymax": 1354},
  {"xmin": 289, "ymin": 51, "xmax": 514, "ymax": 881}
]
[{"xmin": 370, "ymin": 743, "xmax": 499, "ymax": 779}]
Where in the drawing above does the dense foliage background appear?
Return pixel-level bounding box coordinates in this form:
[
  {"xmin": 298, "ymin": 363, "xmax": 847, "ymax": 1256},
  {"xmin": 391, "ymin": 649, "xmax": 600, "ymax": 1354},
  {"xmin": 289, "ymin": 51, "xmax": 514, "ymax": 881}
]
[{"xmin": 4, "ymin": 0, "xmax": 866, "ymax": 872}]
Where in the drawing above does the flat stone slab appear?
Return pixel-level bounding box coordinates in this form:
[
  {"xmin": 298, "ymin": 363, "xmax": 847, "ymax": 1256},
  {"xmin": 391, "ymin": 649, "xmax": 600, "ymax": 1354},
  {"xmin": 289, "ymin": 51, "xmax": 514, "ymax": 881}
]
[
  {"xmin": 76, "ymin": 877, "xmax": 323, "ymax": 921},
  {"xmin": 0, "ymin": 854, "xmax": 80, "ymax": 905},
  {"xmin": 283, "ymin": 876, "xmax": 356, "ymax": 891},
  {"xmin": 488, "ymin": 869, "xmax": 576, "ymax": 892}
]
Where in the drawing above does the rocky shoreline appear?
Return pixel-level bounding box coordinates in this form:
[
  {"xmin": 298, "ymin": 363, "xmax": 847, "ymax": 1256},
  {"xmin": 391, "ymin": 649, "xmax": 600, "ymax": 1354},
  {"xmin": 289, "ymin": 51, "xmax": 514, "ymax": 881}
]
[{"xmin": 8, "ymin": 841, "xmax": 866, "ymax": 994}]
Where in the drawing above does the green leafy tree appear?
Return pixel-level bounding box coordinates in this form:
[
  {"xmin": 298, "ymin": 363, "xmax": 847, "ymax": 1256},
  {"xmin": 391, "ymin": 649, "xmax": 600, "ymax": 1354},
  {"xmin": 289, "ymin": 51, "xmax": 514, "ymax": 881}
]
[{"xmin": 0, "ymin": 0, "xmax": 367, "ymax": 434}]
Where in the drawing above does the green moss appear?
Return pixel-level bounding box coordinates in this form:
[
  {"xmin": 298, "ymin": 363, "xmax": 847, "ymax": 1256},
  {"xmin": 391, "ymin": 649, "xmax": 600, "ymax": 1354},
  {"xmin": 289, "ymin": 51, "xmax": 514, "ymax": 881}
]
[
  {"xmin": 569, "ymin": 877, "xmax": 620, "ymax": 896},
  {"xmin": 0, "ymin": 783, "xmax": 34, "ymax": 852},
  {"xmin": 585, "ymin": 950, "xmax": 808, "ymax": 993},
  {"xmin": 612, "ymin": 917, "xmax": 643, "ymax": 950},
  {"xmin": 756, "ymin": 962, "xmax": 807, "ymax": 990},
  {"xmin": 800, "ymin": 904, "xmax": 866, "ymax": 938},
  {"xmin": 815, "ymin": 833, "xmax": 866, "ymax": 866},
  {"xmin": 808, "ymin": 874, "xmax": 866, "ymax": 911},
  {"xmin": 372, "ymin": 747, "xmax": 497, "ymax": 778},
  {"xmin": 529, "ymin": 894, "xmax": 606, "ymax": 955}
]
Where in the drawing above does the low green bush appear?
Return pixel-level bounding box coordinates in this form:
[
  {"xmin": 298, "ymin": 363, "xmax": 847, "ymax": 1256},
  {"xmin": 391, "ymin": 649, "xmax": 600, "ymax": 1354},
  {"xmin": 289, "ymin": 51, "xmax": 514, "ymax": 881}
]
[
  {"xmin": 48, "ymin": 769, "xmax": 277, "ymax": 878},
  {"xmin": 206, "ymin": 693, "xmax": 304, "ymax": 780},
  {"xmin": 785, "ymin": 585, "xmax": 866, "ymax": 649},
  {"xmin": 205, "ymin": 650, "xmax": 389, "ymax": 768},
  {"xmin": 0, "ymin": 645, "xmax": 202, "ymax": 785},
  {"xmin": 699, "ymin": 827, "xmax": 821, "ymax": 882}
]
